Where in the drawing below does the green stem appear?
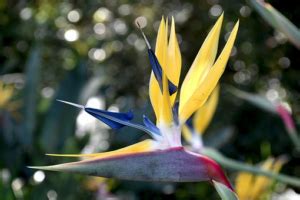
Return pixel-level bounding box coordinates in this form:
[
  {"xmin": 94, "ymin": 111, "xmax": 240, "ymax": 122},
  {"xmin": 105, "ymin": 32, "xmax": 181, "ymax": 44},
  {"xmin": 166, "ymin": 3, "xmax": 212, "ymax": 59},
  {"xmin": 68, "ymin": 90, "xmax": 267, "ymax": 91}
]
[
  {"xmin": 202, "ymin": 148, "xmax": 300, "ymax": 188},
  {"xmin": 287, "ymin": 128, "xmax": 300, "ymax": 153}
]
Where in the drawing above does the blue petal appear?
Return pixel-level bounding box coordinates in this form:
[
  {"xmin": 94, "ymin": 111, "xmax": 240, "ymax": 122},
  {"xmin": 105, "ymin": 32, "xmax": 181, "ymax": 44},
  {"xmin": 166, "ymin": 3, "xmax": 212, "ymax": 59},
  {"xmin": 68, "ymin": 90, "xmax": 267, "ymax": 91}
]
[
  {"xmin": 185, "ymin": 117, "xmax": 194, "ymax": 130},
  {"xmin": 148, "ymin": 49, "xmax": 162, "ymax": 82},
  {"xmin": 168, "ymin": 81, "xmax": 177, "ymax": 95},
  {"xmin": 172, "ymin": 102, "xmax": 179, "ymax": 125},
  {"xmin": 143, "ymin": 115, "xmax": 161, "ymax": 136},
  {"xmin": 57, "ymin": 100, "xmax": 161, "ymax": 139},
  {"xmin": 85, "ymin": 107, "xmax": 133, "ymax": 129},
  {"xmin": 148, "ymin": 49, "xmax": 177, "ymax": 95},
  {"xmin": 85, "ymin": 107, "xmax": 160, "ymax": 139}
]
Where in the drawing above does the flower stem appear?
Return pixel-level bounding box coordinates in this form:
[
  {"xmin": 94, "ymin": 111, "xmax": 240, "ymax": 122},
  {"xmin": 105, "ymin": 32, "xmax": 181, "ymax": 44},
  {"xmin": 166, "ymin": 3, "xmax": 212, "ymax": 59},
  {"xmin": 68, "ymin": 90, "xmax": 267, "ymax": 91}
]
[{"xmin": 202, "ymin": 147, "xmax": 300, "ymax": 187}]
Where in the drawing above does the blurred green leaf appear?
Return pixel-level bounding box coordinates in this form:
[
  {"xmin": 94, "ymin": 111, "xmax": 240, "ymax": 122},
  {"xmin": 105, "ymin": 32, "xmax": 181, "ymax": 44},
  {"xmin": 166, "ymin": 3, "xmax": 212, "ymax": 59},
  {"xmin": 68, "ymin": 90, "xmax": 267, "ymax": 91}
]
[
  {"xmin": 227, "ymin": 86, "xmax": 300, "ymax": 151},
  {"xmin": 202, "ymin": 148, "xmax": 300, "ymax": 187},
  {"xmin": 79, "ymin": 76, "xmax": 104, "ymax": 103},
  {"xmin": 206, "ymin": 126, "xmax": 235, "ymax": 149},
  {"xmin": 227, "ymin": 86, "xmax": 276, "ymax": 114},
  {"xmin": 40, "ymin": 60, "xmax": 87, "ymax": 152},
  {"xmin": 249, "ymin": 0, "xmax": 300, "ymax": 49},
  {"xmin": 22, "ymin": 44, "xmax": 42, "ymax": 148}
]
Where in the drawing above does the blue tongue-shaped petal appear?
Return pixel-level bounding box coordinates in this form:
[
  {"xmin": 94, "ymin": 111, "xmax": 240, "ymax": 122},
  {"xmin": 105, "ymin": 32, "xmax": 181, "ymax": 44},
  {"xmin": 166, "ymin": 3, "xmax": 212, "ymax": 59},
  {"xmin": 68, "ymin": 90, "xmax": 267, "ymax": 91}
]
[
  {"xmin": 148, "ymin": 49, "xmax": 177, "ymax": 95},
  {"xmin": 57, "ymin": 100, "xmax": 160, "ymax": 139},
  {"xmin": 85, "ymin": 107, "xmax": 133, "ymax": 129},
  {"xmin": 143, "ymin": 115, "xmax": 161, "ymax": 136},
  {"xmin": 57, "ymin": 100, "xmax": 133, "ymax": 129}
]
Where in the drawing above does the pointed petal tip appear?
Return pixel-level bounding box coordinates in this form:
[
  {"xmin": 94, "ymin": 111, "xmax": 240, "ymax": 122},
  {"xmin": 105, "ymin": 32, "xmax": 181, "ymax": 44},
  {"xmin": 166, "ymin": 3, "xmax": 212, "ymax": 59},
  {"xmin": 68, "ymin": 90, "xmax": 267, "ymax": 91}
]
[
  {"xmin": 28, "ymin": 163, "xmax": 72, "ymax": 172},
  {"xmin": 229, "ymin": 20, "xmax": 239, "ymax": 40},
  {"xmin": 235, "ymin": 19, "xmax": 240, "ymax": 27},
  {"xmin": 27, "ymin": 166, "xmax": 38, "ymax": 169},
  {"xmin": 27, "ymin": 165, "xmax": 53, "ymax": 171},
  {"xmin": 217, "ymin": 12, "xmax": 224, "ymax": 22},
  {"xmin": 230, "ymin": 20, "xmax": 239, "ymax": 34},
  {"xmin": 171, "ymin": 16, "xmax": 175, "ymax": 22},
  {"xmin": 46, "ymin": 153, "xmax": 95, "ymax": 158},
  {"xmin": 46, "ymin": 153, "xmax": 72, "ymax": 157},
  {"xmin": 57, "ymin": 99, "xmax": 84, "ymax": 109},
  {"xmin": 170, "ymin": 16, "xmax": 176, "ymax": 32}
]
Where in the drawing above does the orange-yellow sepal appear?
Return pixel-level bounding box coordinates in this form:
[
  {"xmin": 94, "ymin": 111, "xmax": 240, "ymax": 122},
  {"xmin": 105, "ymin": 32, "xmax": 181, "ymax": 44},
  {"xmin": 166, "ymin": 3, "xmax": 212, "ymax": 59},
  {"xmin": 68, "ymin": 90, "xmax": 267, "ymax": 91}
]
[
  {"xmin": 193, "ymin": 85, "xmax": 220, "ymax": 134},
  {"xmin": 47, "ymin": 139, "xmax": 157, "ymax": 159},
  {"xmin": 179, "ymin": 19, "xmax": 239, "ymax": 123}
]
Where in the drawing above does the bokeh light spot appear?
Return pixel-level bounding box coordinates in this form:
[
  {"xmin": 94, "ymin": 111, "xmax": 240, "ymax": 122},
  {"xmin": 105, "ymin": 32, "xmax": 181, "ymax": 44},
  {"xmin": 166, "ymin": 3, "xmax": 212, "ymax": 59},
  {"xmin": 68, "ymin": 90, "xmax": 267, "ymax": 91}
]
[
  {"xmin": 278, "ymin": 57, "xmax": 291, "ymax": 68},
  {"xmin": 67, "ymin": 10, "xmax": 81, "ymax": 23},
  {"xmin": 94, "ymin": 23, "xmax": 106, "ymax": 35},
  {"xmin": 240, "ymin": 6, "xmax": 251, "ymax": 17},
  {"xmin": 20, "ymin": 7, "xmax": 32, "ymax": 20},
  {"xmin": 47, "ymin": 190, "xmax": 58, "ymax": 200},
  {"xmin": 64, "ymin": 29, "xmax": 79, "ymax": 42},
  {"xmin": 33, "ymin": 170, "xmax": 45, "ymax": 183},
  {"xmin": 209, "ymin": 4, "xmax": 223, "ymax": 17},
  {"xmin": 93, "ymin": 8, "xmax": 112, "ymax": 22}
]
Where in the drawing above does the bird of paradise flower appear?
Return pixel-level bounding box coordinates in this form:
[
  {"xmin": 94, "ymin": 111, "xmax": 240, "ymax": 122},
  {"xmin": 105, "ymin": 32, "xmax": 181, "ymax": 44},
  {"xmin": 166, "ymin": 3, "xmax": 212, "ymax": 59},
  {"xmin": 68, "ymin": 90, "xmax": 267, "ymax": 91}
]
[{"xmin": 30, "ymin": 14, "xmax": 239, "ymax": 193}]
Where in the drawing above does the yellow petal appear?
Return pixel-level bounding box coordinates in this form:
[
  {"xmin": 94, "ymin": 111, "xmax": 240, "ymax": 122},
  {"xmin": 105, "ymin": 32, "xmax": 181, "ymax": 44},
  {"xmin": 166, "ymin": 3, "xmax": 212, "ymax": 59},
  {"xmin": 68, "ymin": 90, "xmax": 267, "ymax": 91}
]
[
  {"xmin": 250, "ymin": 158, "xmax": 274, "ymax": 199},
  {"xmin": 47, "ymin": 139, "xmax": 158, "ymax": 159},
  {"xmin": 84, "ymin": 177, "xmax": 108, "ymax": 191},
  {"xmin": 0, "ymin": 82, "xmax": 14, "ymax": 108},
  {"xmin": 179, "ymin": 14, "xmax": 223, "ymax": 112},
  {"xmin": 149, "ymin": 73, "xmax": 160, "ymax": 119},
  {"xmin": 251, "ymin": 157, "xmax": 287, "ymax": 199},
  {"xmin": 182, "ymin": 125, "xmax": 193, "ymax": 143},
  {"xmin": 159, "ymin": 71, "xmax": 173, "ymax": 124},
  {"xmin": 235, "ymin": 172, "xmax": 254, "ymax": 200},
  {"xmin": 179, "ymin": 20, "xmax": 239, "ymax": 123},
  {"xmin": 149, "ymin": 17, "xmax": 168, "ymax": 122},
  {"xmin": 272, "ymin": 157, "xmax": 286, "ymax": 173},
  {"xmin": 236, "ymin": 157, "xmax": 286, "ymax": 200},
  {"xmin": 193, "ymin": 85, "xmax": 219, "ymax": 134},
  {"xmin": 158, "ymin": 19, "xmax": 173, "ymax": 124},
  {"xmin": 156, "ymin": 17, "xmax": 168, "ymax": 68},
  {"xmin": 167, "ymin": 17, "xmax": 182, "ymax": 105}
]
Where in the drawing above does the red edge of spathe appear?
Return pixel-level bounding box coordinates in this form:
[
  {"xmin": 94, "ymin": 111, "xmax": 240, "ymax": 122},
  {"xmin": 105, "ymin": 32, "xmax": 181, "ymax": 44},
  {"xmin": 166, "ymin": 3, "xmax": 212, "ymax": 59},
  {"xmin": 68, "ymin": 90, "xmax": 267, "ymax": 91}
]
[{"xmin": 201, "ymin": 155, "xmax": 234, "ymax": 191}]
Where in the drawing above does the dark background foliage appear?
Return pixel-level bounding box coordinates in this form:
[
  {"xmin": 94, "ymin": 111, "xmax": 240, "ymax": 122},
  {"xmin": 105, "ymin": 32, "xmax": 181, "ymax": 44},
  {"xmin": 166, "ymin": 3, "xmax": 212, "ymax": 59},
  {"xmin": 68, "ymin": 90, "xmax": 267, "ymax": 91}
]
[{"xmin": 0, "ymin": 0, "xmax": 299, "ymax": 199}]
